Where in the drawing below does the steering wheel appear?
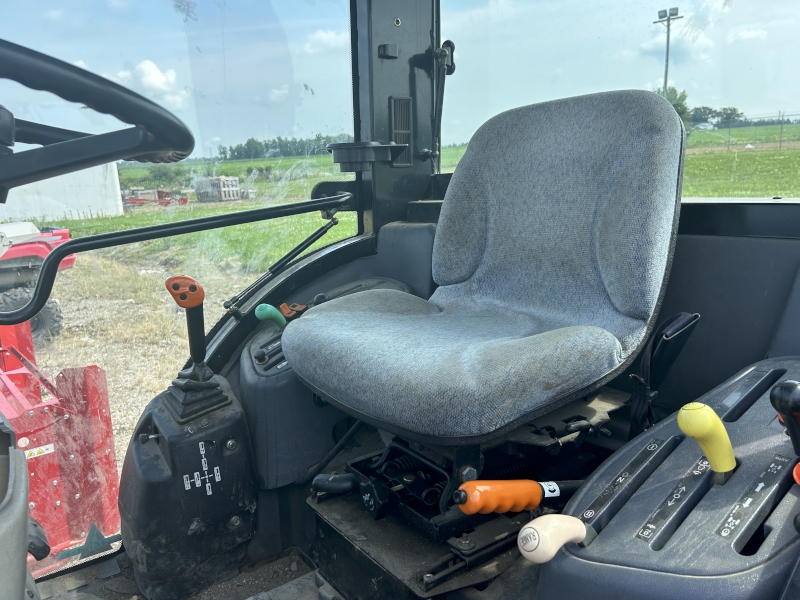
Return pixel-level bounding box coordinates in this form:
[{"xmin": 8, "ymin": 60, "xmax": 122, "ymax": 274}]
[{"xmin": 0, "ymin": 38, "xmax": 195, "ymax": 201}]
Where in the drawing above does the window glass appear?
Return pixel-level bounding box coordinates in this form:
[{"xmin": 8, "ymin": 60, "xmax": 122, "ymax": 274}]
[
  {"xmin": 0, "ymin": 0, "xmax": 353, "ymax": 576},
  {"xmin": 441, "ymin": 0, "xmax": 800, "ymax": 199}
]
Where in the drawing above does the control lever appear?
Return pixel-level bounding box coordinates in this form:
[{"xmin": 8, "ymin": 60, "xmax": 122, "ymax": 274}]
[
  {"xmin": 166, "ymin": 275, "xmax": 212, "ymax": 381},
  {"xmin": 517, "ymin": 515, "xmax": 597, "ymax": 564},
  {"xmin": 677, "ymin": 402, "xmax": 736, "ymax": 484},
  {"xmin": 452, "ymin": 480, "xmax": 581, "ymax": 515},
  {"xmin": 771, "ymin": 381, "xmax": 800, "ymax": 456},
  {"xmin": 770, "ymin": 381, "xmax": 800, "ymax": 485},
  {"xmin": 255, "ymin": 303, "xmax": 287, "ymax": 329}
]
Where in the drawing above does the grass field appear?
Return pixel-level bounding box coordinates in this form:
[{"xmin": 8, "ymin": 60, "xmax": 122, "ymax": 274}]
[
  {"xmin": 441, "ymin": 143, "xmax": 800, "ymax": 197},
  {"xmin": 687, "ymin": 122, "xmax": 800, "ymax": 149}
]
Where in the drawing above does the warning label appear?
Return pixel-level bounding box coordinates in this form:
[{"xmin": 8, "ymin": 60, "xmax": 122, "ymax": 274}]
[{"xmin": 25, "ymin": 444, "xmax": 55, "ymax": 460}]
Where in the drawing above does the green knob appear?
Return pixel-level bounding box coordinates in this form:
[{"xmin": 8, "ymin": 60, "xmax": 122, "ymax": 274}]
[{"xmin": 255, "ymin": 304, "xmax": 287, "ymax": 329}]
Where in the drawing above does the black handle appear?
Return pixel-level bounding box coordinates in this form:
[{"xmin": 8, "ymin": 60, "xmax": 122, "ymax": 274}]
[
  {"xmin": 185, "ymin": 305, "xmax": 206, "ymax": 364},
  {"xmin": 770, "ymin": 380, "xmax": 800, "ymax": 456}
]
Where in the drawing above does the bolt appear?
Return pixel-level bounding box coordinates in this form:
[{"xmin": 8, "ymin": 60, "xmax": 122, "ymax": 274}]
[
  {"xmin": 69, "ymin": 454, "xmax": 74, "ymax": 460},
  {"xmin": 460, "ymin": 466, "xmax": 478, "ymax": 482},
  {"xmin": 29, "ymin": 502, "xmax": 35, "ymax": 510},
  {"xmin": 52, "ymin": 480, "xmax": 58, "ymax": 487},
  {"xmin": 75, "ymin": 494, "xmax": 81, "ymax": 500},
  {"xmin": 28, "ymin": 411, "xmax": 34, "ymax": 417},
  {"xmin": 460, "ymin": 533, "xmax": 471, "ymax": 547},
  {"xmin": 394, "ymin": 17, "xmax": 401, "ymax": 26},
  {"xmin": 63, "ymin": 414, "xmax": 69, "ymax": 420},
  {"xmin": 225, "ymin": 439, "xmax": 237, "ymax": 451},
  {"xmin": 423, "ymin": 574, "xmax": 434, "ymax": 582},
  {"xmin": 55, "ymin": 501, "xmax": 61, "ymax": 507},
  {"xmin": 43, "ymin": 407, "xmax": 49, "ymax": 413},
  {"xmin": 229, "ymin": 515, "xmax": 241, "ymax": 527}
]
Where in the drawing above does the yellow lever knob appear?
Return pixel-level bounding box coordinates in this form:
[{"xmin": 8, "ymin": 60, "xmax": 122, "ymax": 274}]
[{"xmin": 677, "ymin": 402, "xmax": 736, "ymax": 474}]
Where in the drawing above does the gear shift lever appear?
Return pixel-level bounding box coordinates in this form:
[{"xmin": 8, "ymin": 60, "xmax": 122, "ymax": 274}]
[
  {"xmin": 166, "ymin": 275, "xmax": 212, "ymax": 382},
  {"xmin": 770, "ymin": 380, "xmax": 800, "ymax": 486}
]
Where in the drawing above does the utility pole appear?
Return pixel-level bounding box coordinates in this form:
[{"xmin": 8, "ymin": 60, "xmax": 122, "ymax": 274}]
[
  {"xmin": 654, "ymin": 8, "xmax": 684, "ymax": 98},
  {"xmin": 780, "ymin": 111, "xmax": 785, "ymax": 151}
]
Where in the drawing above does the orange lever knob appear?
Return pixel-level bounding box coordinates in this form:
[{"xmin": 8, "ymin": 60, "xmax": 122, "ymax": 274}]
[
  {"xmin": 166, "ymin": 275, "xmax": 205, "ymax": 309},
  {"xmin": 454, "ymin": 480, "xmax": 543, "ymax": 515}
]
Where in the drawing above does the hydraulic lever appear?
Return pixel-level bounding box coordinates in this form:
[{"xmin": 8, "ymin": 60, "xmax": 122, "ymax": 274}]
[
  {"xmin": 452, "ymin": 479, "xmax": 581, "ymax": 515},
  {"xmin": 165, "ymin": 275, "xmax": 212, "ymax": 382}
]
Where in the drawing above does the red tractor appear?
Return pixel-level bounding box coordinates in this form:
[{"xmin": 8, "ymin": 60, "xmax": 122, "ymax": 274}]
[{"xmin": 0, "ymin": 222, "xmax": 76, "ymax": 345}]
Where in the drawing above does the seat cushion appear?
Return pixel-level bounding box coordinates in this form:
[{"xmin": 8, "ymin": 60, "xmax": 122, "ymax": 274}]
[{"xmin": 282, "ymin": 289, "xmax": 623, "ymax": 439}]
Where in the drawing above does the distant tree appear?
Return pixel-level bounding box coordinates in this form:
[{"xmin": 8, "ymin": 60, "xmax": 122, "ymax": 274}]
[
  {"xmin": 656, "ymin": 87, "xmax": 690, "ymax": 128},
  {"xmin": 148, "ymin": 164, "xmax": 173, "ymax": 182},
  {"xmin": 216, "ymin": 133, "xmax": 355, "ymax": 160},
  {"xmin": 690, "ymin": 106, "xmax": 719, "ymax": 125},
  {"xmin": 717, "ymin": 107, "xmax": 746, "ymax": 126},
  {"xmin": 244, "ymin": 137, "xmax": 266, "ymax": 159},
  {"xmin": 148, "ymin": 164, "xmax": 185, "ymax": 185}
]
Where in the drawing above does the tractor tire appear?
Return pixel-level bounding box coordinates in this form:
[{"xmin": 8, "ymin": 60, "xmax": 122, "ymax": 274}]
[{"xmin": 0, "ymin": 288, "xmax": 63, "ymax": 346}]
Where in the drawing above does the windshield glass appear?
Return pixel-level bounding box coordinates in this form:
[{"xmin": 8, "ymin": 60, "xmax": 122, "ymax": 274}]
[
  {"xmin": 0, "ymin": 0, "xmax": 353, "ymax": 577},
  {"xmin": 441, "ymin": 0, "xmax": 800, "ymax": 200}
]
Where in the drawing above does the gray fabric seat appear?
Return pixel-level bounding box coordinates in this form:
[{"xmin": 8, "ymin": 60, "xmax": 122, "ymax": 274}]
[{"xmin": 282, "ymin": 90, "xmax": 684, "ymax": 443}]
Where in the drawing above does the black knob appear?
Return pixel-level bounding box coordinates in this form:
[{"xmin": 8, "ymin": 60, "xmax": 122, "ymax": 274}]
[
  {"xmin": 452, "ymin": 489, "xmax": 468, "ymax": 505},
  {"xmin": 770, "ymin": 380, "xmax": 800, "ymax": 456}
]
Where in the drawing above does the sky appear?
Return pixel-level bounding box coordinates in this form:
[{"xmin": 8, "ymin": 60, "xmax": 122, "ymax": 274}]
[{"xmin": 0, "ymin": 0, "xmax": 798, "ymax": 155}]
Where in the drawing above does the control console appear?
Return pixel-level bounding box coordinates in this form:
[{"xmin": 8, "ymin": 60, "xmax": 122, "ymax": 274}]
[{"xmin": 526, "ymin": 357, "xmax": 800, "ymax": 600}]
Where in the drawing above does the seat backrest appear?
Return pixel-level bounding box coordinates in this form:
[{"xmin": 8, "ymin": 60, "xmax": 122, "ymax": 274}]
[{"xmin": 431, "ymin": 90, "xmax": 684, "ymax": 358}]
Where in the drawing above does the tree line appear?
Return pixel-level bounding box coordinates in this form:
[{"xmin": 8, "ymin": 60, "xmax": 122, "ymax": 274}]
[
  {"xmin": 217, "ymin": 133, "xmax": 354, "ymax": 160},
  {"xmin": 660, "ymin": 87, "xmax": 797, "ymax": 130}
]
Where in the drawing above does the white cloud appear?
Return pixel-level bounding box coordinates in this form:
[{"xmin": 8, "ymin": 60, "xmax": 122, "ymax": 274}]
[
  {"xmin": 43, "ymin": 9, "xmax": 63, "ymax": 20},
  {"xmin": 134, "ymin": 60, "xmax": 177, "ymax": 94},
  {"xmin": 303, "ymin": 29, "xmax": 349, "ymax": 54},
  {"xmin": 727, "ymin": 29, "xmax": 767, "ymax": 43},
  {"xmin": 269, "ymin": 84, "xmax": 290, "ymax": 103},
  {"xmin": 73, "ymin": 60, "xmax": 88, "ymax": 70},
  {"xmin": 114, "ymin": 60, "xmax": 188, "ymax": 110}
]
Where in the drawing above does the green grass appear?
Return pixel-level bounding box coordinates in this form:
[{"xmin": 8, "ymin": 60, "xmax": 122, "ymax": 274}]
[
  {"xmin": 40, "ymin": 198, "xmax": 358, "ymax": 274},
  {"xmin": 442, "ymin": 143, "xmax": 800, "ymax": 197},
  {"xmin": 50, "ymin": 155, "xmax": 359, "ymax": 273},
  {"xmin": 687, "ymin": 122, "xmax": 800, "ymax": 149},
  {"xmin": 683, "ymin": 149, "xmax": 800, "ymax": 197}
]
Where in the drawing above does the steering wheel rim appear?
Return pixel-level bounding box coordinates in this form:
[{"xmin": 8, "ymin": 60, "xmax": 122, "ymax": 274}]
[{"xmin": 0, "ymin": 38, "xmax": 194, "ymax": 163}]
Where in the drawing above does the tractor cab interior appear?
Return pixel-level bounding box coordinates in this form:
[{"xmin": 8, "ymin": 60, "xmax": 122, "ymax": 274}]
[{"xmin": 3, "ymin": 1, "xmax": 800, "ymax": 599}]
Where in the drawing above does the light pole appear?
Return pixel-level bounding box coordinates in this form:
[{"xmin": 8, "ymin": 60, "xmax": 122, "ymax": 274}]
[{"xmin": 654, "ymin": 8, "xmax": 683, "ymax": 99}]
